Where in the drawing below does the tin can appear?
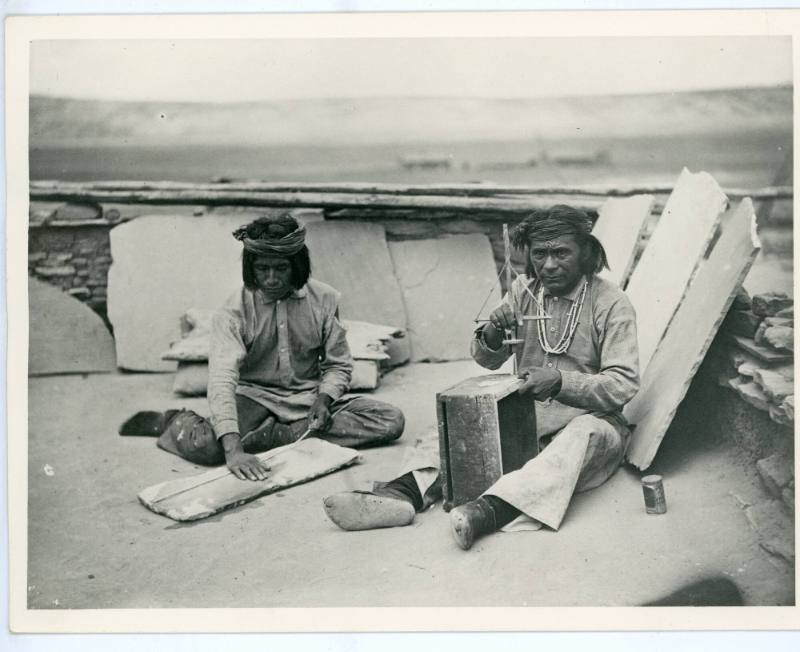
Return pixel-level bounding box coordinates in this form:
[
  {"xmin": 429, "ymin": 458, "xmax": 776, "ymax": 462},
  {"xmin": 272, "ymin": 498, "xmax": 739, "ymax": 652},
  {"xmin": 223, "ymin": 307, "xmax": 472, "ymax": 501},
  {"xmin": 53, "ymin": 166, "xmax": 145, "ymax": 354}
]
[{"xmin": 642, "ymin": 475, "xmax": 667, "ymax": 514}]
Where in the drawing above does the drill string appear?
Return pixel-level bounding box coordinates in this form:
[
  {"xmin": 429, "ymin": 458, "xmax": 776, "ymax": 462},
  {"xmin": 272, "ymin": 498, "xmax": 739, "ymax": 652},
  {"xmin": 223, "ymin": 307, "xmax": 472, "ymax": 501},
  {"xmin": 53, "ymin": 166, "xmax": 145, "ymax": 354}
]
[
  {"xmin": 473, "ymin": 260, "xmax": 552, "ymax": 324},
  {"xmin": 151, "ymin": 405, "xmax": 349, "ymax": 504}
]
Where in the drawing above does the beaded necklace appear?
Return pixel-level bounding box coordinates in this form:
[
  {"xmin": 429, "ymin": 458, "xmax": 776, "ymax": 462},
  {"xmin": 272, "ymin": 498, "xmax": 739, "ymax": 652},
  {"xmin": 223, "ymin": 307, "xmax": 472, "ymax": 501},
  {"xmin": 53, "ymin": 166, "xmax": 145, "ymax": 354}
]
[{"xmin": 535, "ymin": 279, "xmax": 588, "ymax": 355}]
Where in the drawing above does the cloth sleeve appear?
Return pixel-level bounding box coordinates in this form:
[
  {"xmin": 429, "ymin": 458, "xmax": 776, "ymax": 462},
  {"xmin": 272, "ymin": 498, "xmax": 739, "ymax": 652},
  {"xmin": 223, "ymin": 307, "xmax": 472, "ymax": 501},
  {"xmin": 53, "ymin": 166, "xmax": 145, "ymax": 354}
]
[
  {"xmin": 207, "ymin": 304, "xmax": 247, "ymax": 438},
  {"xmin": 555, "ymin": 294, "xmax": 640, "ymax": 413},
  {"xmin": 317, "ymin": 300, "xmax": 353, "ymax": 401}
]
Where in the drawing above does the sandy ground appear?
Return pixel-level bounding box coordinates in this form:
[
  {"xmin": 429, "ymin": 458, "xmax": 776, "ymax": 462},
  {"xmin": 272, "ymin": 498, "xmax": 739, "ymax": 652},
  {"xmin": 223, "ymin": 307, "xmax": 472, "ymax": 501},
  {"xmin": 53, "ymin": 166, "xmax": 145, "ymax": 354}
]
[{"xmin": 26, "ymin": 359, "xmax": 794, "ymax": 609}]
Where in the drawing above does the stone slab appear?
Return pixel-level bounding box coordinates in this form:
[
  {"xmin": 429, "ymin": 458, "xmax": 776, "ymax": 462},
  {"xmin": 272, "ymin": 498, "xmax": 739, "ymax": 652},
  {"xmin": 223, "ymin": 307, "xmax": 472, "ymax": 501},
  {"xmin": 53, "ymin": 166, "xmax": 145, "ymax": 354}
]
[
  {"xmin": 138, "ymin": 438, "xmax": 361, "ymax": 521},
  {"xmin": 625, "ymin": 199, "xmax": 760, "ymax": 469},
  {"xmin": 729, "ymin": 334, "xmax": 794, "ymax": 364},
  {"xmin": 729, "ymin": 377, "xmax": 772, "ymax": 413},
  {"xmin": 591, "ymin": 194, "xmax": 654, "ymax": 288},
  {"xmin": 752, "ymin": 368, "xmax": 794, "ymax": 402},
  {"xmin": 625, "ymin": 168, "xmax": 728, "ymax": 370},
  {"xmin": 305, "ymin": 221, "xmax": 407, "ymax": 329},
  {"xmin": 28, "ymin": 277, "xmax": 116, "ymax": 375},
  {"xmin": 108, "ymin": 214, "xmax": 247, "ymax": 371},
  {"xmin": 389, "ymin": 234, "xmax": 499, "ymax": 362}
]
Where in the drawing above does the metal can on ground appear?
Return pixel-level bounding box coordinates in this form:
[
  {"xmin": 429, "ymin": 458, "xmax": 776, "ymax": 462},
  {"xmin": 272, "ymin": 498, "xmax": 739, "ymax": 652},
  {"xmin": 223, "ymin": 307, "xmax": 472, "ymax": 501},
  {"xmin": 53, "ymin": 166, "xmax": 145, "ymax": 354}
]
[{"xmin": 642, "ymin": 474, "xmax": 667, "ymax": 514}]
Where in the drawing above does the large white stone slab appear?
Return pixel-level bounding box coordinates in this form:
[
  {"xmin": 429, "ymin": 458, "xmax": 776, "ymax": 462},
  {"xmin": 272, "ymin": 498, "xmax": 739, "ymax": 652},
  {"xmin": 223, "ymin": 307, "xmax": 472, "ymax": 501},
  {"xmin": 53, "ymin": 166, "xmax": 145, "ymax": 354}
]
[
  {"xmin": 29, "ymin": 277, "xmax": 116, "ymax": 375},
  {"xmin": 389, "ymin": 234, "xmax": 498, "ymax": 362},
  {"xmin": 592, "ymin": 194, "xmax": 654, "ymax": 288},
  {"xmin": 625, "ymin": 199, "xmax": 761, "ymax": 469},
  {"xmin": 108, "ymin": 214, "xmax": 246, "ymax": 371},
  {"xmin": 625, "ymin": 169, "xmax": 728, "ymax": 370},
  {"xmin": 305, "ymin": 221, "xmax": 407, "ymax": 328}
]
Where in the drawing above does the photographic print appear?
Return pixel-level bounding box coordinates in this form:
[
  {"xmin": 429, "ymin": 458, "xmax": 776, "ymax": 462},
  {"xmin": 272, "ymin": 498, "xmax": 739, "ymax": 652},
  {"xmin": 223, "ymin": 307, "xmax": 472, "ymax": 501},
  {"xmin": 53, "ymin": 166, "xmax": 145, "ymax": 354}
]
[{"xmin": 6, "ymin": 10, "xmax": 798, "ymax": 632}]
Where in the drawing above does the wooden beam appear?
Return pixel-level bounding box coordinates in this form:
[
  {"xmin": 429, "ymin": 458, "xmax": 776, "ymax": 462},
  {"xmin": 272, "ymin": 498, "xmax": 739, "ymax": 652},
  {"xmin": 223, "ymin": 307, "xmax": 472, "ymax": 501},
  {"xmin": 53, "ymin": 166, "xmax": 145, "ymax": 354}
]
[
  {"xmin": 30, "ymin": 179, "xmax": 791, "ymax": 201},
  {"xmin": 29, "ymin": 187, "xmax": 606, "ymax": 214}
]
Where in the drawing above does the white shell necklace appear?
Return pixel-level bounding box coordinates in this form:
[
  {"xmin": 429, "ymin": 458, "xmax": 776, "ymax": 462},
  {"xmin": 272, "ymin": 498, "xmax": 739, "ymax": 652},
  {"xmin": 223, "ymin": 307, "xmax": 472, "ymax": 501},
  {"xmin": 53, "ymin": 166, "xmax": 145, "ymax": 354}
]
[{"xmin": 536, "ymin": 279, "xmax": 588, "ymax": 355}]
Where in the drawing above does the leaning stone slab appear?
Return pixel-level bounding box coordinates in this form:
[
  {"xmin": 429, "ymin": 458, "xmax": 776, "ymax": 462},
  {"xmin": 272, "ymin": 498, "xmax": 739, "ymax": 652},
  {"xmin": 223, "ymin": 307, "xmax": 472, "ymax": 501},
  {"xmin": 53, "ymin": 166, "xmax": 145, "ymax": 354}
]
[
  {"xmin": 752, "ymin": 292, "xmax": 793, "ymax": 317},
  {"xmin": 29, "ymin": 277, "xmax": 116, "ymax": 375},
  {"xmin": 625, "ymin": 169, "xmax": 728, "ymax": 370},
  {"xmin": 108, "ymin": 214, "xmax": 246, "ymax": 371},
  {"xmin": 389, "ymin": 234, "xmax": 499, "ymax": 362},
  {"xmin": 305, "ymin": 221, "xmax": 407, "ymax": 329},
  {"xmin": 624, "ymin": 198, "xmax": 758, "ymax": 469}
]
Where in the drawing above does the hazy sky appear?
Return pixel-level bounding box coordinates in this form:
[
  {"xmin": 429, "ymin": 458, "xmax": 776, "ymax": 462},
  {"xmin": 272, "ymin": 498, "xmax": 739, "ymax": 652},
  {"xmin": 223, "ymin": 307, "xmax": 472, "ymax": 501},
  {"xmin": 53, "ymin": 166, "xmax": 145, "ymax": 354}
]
[{"xmin": 31, "ymin": 37, "xmax": 792, "ymax": 102}]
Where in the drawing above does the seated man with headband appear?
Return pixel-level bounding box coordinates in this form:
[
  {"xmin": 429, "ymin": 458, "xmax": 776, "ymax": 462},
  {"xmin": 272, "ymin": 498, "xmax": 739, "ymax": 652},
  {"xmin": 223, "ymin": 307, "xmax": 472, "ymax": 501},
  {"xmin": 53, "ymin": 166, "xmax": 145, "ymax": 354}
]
[
  {"xmin": 323, "ymin": 205, "xmax": 639, "ymax": 549},
  {"xmin": 120, "ymin": 214, "xmax": 405, "ymax": 480}
]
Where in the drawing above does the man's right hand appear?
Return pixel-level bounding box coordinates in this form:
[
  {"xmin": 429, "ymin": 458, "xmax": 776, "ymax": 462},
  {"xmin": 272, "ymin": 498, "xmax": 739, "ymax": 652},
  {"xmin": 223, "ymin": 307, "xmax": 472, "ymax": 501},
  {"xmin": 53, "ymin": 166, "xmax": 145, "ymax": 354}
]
[
  {"xmin": 483, "ymin": 303, "xmax": 519, "ymax": 350},
  {"xmin": 489, "ymin": 303, "xmax": 519, "ymax": 331},
  {"xmin": 221, "ymin": 433, "xmax": 271, "ymax": 481}
]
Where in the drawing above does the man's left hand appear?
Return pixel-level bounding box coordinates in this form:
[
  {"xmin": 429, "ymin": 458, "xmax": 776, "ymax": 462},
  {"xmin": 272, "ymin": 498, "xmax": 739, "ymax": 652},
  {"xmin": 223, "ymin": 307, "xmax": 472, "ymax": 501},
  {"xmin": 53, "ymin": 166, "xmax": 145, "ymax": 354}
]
[
  {"xmin": 307, "ymin": 394, "xmax": 333, "ymax": 433},
  {"xmin": 518, "ymin": 366, "xmax": 562, "ymax": 400}
]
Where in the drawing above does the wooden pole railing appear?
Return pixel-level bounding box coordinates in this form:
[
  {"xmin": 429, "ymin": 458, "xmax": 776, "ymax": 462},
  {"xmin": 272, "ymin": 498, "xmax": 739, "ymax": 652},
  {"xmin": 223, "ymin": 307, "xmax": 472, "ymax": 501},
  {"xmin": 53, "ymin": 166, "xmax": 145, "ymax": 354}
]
[{"xmin": 29, "ymin": 180, "xmax": 792, "ymax": 219}]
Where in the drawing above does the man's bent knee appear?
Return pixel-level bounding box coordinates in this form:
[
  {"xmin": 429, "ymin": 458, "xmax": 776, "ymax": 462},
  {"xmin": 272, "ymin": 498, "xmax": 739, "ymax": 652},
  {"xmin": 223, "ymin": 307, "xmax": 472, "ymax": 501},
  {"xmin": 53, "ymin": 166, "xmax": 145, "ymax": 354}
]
[{"xmin": 383, "ymin": 404, "xmax": 405, "ymax": 441}]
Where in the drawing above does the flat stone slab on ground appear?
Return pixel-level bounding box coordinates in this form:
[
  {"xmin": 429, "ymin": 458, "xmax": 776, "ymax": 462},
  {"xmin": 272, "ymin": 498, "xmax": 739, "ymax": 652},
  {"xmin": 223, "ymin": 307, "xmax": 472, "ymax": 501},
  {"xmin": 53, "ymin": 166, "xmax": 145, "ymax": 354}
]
[
  {"xmin": 389, "ymin": 234, "xmax": 499, "ymax": 361},
  {"xmin": 28, "ymin": 277, "xmax": 116, "ymax": 375},
  {"xmin": 139, "ymin": 438, "xmax": 361, "ymax": 521}
]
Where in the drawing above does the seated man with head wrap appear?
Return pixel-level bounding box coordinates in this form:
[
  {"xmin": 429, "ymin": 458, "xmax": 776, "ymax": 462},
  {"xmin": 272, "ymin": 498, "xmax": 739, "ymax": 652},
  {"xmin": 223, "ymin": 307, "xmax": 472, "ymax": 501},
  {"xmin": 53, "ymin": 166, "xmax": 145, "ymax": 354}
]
[
  {"xmin": 120, "ymin": 214, "xmax": 405, "ymax": 481},
  {"xmin": 323, "ymin": 205, "xmax": 639, "ymax": 549}
]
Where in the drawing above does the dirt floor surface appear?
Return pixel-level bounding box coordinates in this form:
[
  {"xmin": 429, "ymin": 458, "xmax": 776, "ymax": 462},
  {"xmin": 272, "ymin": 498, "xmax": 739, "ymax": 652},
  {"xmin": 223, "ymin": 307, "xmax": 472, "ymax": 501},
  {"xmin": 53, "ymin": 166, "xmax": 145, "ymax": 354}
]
[{"xmin": 25, "ymin": 358, "xmax": 794, "ymax": 609}]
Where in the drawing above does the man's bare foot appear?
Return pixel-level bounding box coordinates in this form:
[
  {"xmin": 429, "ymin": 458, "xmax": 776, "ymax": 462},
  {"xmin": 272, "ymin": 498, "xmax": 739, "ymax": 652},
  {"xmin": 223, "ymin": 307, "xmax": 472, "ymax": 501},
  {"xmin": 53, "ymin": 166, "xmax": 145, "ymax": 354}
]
[{"xmin": 323, "ymin": 492, "xmax": 415, "ymax": 531}]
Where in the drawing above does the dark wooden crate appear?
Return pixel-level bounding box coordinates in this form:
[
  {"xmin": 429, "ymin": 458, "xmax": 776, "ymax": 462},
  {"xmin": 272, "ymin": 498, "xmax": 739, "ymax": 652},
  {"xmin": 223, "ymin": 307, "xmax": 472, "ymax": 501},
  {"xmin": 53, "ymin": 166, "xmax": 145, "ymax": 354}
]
[{"xmin": 437, "ymin": 374, "xmax": 538, "ymax": 511}]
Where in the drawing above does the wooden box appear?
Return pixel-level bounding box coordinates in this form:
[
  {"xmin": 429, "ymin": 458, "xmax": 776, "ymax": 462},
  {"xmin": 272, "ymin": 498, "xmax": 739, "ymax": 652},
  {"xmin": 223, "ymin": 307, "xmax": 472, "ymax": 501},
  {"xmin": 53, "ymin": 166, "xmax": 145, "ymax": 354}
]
[{"xmin": 437, "ymin": 374, "xmax": 537, "ymax": 511}]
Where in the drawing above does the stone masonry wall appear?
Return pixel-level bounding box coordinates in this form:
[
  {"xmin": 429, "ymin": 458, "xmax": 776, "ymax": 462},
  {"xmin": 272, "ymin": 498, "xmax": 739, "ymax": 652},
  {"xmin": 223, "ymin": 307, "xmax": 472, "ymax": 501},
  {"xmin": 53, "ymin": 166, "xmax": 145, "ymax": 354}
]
[{"xmin": 28, "ymin": 224, "xmax": 113, "ymax": 323}]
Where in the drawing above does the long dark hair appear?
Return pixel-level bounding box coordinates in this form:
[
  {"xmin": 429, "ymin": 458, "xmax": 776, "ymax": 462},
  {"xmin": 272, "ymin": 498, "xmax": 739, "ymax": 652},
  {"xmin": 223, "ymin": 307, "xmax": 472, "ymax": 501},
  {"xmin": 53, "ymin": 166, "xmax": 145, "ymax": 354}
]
[
  {"xmin": 510, "ymin": 205, "xmax": 609, "ymax": 277},
  {"xmin": 239, "ymin": 214, "xmax": 311, "ymax": 291}
]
